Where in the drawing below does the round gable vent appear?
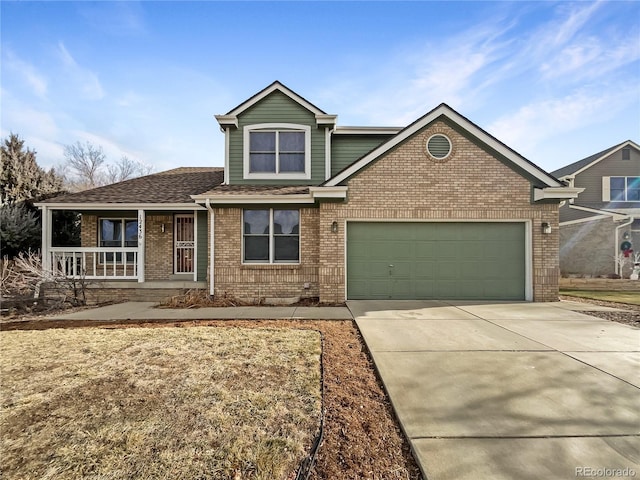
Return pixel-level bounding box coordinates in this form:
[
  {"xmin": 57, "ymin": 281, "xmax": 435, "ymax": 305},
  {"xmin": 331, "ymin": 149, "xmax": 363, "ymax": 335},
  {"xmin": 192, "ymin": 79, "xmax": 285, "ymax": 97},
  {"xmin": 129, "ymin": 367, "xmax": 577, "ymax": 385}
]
[{"xmin": 426, "ymin": 134, "xmax": 452, "ymax": 160}]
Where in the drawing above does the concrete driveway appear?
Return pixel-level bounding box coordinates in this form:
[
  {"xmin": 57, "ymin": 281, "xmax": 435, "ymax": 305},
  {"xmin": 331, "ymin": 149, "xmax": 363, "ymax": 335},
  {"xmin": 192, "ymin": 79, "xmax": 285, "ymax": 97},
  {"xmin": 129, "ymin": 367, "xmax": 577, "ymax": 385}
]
[{"xmin": 350, "ymin": 300, "xmax": 640, "ymax": 480}]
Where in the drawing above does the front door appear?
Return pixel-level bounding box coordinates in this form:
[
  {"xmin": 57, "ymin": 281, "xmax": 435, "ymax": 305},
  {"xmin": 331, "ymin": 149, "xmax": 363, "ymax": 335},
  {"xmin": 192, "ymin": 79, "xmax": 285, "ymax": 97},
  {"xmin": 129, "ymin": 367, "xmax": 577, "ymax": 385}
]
[{"xmin": 174, "ymin": 214, "xmax": 195, "ymax": 274}]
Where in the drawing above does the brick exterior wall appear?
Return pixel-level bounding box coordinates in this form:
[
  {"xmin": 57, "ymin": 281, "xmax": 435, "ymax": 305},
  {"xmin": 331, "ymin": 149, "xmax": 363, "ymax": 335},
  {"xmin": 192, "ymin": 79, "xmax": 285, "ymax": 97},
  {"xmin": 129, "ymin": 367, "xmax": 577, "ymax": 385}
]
[
  {"xmin": 211, "ymin": 207, "xmax": 320, "ymax": 301},
  {"xmin": 315, "ymin": 121, "xmax": 560, "ymax": 302},
  {"xmin": 144, "ymin": 214, "xmax": 174, "ymax": 280}
]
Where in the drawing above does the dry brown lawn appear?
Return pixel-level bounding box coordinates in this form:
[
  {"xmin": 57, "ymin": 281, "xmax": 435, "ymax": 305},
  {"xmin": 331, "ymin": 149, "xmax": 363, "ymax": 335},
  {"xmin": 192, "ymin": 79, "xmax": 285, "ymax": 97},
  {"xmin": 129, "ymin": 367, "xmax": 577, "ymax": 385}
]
[{"xmin": 0, "ymin": 327, "xmax": 321, "ymax": 480}]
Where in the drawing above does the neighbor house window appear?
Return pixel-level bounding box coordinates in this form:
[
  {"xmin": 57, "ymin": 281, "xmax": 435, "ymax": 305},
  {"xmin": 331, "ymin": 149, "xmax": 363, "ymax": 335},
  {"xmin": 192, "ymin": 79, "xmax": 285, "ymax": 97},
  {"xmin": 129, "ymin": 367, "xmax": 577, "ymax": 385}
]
[
  {"xmin": 610, "ymin": 177, "xmax": 640, "ymax": 202},
  {"xmin": 243, "ymin": 124, "xmax": 311, "ymax": 179},
  {"xmin": 243, "ymin": 209, "xmax": 299, "ymax": 263},
  {"xmin": 99, "ymin": 218, "xmax": 138, "ymax": 262}
]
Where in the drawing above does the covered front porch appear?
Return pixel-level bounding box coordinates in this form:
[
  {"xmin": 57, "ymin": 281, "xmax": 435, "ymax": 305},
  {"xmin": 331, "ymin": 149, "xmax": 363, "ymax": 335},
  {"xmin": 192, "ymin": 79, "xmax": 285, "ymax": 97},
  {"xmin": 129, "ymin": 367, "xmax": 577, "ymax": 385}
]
[{"xmin": 39, "ymin": 204, "xmax": 209, "ymax": 286}]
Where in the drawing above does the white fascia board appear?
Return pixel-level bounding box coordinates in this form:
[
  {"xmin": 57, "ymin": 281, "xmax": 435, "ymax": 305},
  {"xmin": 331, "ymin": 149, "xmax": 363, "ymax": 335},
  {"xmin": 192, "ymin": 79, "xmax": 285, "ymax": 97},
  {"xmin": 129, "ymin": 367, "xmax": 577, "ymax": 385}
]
[
  {"xmin": 572, "ymin": 140, "xmax": 640, "ymax": 177},
  {"xmin": 334, "ymin": 126, "xmax": 402, "ymax": 135},
  {"xmin": 326, "ymin": 105, "xmax": 564, "ymax": 188},
  {"xmin": 533, "ymin": 187, "xmax": 584, "ymax": 201},
  {"xmin": 34, "ymin": 202, "xmax": 206, "ymax": 210},
  {"xmin": 309, "ymin": 186, "xmax": 348, "ymax": 199},
  {"xmin": 566, "ymin": 204, "xmax": 629, "ymax": 221},
  {"xmin": 192, "ymin": 194, "xmax": 316, "ymax": 205}
]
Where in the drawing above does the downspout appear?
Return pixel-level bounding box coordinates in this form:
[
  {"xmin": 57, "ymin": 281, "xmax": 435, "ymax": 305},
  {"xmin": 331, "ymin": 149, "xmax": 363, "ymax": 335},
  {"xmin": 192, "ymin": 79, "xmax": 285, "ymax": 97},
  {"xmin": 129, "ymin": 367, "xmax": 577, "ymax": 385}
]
[
  {"xmin": 615, "ymin": 216, "xmax": 634, "ymax": 276},
  {"xmin": 205, "ymin": 199, "xmax": 215, "ymax": 296},
  {"xmin": 324, "ymin": 127, "xmax": 334, "ymax": 181}
]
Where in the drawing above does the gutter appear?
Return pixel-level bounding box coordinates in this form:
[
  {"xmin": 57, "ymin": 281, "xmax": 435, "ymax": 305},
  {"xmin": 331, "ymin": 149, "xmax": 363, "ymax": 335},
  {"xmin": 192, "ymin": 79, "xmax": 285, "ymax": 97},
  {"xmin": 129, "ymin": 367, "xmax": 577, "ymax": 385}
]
[{"xmin": 205, "ymin": 199, "xmax": 215, "ymax": 296}]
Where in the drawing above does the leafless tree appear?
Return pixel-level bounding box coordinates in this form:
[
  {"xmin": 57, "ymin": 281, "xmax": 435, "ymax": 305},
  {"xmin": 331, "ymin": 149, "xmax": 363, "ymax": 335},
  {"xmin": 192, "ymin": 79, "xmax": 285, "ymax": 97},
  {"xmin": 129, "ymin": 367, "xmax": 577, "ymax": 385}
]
[
  {"xmin": 62, "ymin": 141, "xmax": 106, "ymax": 190},
  {"xmin": 60, "ymin": 141, "xmax": 153, "ymax": 191},
  {"xmin": 106, "ymin": 155, "xmax": 153, "ymax": 184}
]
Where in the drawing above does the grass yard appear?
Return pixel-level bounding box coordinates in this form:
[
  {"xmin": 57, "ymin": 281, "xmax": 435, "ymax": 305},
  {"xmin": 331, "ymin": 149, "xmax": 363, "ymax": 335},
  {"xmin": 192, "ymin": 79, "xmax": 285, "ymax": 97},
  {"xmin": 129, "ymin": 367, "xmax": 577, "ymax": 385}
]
[
  {"xmin": 0, "ymin": 326, "xmax": 321, "ymax": 480},
  {"xmin": 560, "ymin": 289, "xmax": 640, "ymax": 306}
]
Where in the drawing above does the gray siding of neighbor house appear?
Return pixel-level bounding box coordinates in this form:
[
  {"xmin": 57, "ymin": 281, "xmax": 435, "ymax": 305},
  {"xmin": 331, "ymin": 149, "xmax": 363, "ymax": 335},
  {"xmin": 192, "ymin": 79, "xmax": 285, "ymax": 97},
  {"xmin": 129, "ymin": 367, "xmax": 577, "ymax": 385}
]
[
  {"xmin": 559, "ymin": 217, "xmax": 618, "ymax": 276},
  {"xmin": 228, "ymin": 91, "xmax": 327, "ymax": 185},
  {"xmin": 331, "ymin": 134, "xmax": 393, "ymax": 176},
  {"xmin": 559, "ymin": 203, "xmax": 607, "ymax": 223},
  {"xmin": 571, "ymin": 147, "xmax": 640, "ymax": 208}
]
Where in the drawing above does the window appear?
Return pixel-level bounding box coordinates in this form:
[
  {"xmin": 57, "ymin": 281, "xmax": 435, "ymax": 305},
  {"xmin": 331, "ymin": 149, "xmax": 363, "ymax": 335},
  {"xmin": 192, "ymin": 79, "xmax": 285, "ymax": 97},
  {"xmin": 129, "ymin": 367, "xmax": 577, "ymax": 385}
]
[
  {"xmin": 610, "ymin": 177, "xmax": 640, "ymax": 202},
  {"xmin": 99, "ymin": 218, "xmax": 138, "ymax": 262},
  {"xmin": 244, "ymin": 124, "xmax": 311, "ymax": 179},
  {"xmin": 243, "ymin": 209, "xmax": 299, "ymax": 263}
]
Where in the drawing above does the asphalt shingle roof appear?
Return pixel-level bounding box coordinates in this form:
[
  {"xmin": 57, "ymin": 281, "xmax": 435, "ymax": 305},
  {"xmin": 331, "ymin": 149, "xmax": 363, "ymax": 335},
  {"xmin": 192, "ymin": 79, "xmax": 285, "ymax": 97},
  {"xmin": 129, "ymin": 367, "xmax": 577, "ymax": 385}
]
[
  {"xmin": 198, "ymin": 184, "xmax": 310, "ymax": 196},
  {"xmin": 44, "ymin": 167, "xmax": 224, "ymax": 204}
]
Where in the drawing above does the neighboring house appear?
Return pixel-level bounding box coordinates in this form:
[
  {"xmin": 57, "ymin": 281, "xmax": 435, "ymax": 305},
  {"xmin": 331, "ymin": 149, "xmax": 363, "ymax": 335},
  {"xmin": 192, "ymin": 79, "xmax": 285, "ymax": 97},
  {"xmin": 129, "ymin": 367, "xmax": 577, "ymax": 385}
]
[
  {"xmin": 551, "ymin": 141, "xmax": 640, "ymax": 277},
  {"xmin": 37, "ymin": 81, "xmax": 581, "ymax": 303}
]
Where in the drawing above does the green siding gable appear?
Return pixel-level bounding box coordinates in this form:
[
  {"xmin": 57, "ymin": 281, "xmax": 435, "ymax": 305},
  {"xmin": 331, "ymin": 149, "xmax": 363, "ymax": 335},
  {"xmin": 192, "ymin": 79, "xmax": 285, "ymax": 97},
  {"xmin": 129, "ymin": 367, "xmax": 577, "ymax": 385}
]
[
  {"xmin": 228, "ymin": 91, "xmax": 327, "ymax": 185},
  {"xmin": 331, "ymin": 134, "xmax": 393, "ymax": 177}
]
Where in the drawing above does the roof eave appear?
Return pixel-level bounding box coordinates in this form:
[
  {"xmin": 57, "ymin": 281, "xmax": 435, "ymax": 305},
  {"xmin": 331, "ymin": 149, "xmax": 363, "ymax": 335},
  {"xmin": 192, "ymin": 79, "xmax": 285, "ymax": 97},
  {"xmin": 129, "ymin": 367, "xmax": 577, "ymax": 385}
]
[
  {"xmin": 533, "ymin": 187, "xmax": 584, "ymax": 202},
  {"xmin": 34, "ymin": 202, "xmax": 205, "ymax": 210}
]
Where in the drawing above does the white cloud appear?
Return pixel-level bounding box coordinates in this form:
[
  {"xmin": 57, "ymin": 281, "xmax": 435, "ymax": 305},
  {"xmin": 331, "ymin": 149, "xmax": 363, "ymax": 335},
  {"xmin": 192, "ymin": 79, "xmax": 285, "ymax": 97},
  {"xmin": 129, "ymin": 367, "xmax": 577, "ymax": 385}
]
[
  {"xmin": 2, "ymin": 49, "xmax": 48, "ymax": 99},
  {"xmin": 486, "ymin": 84, "xmax": 636, "ymax": 157},
  {"xmin": 56, "ymin": 42, "xmax": 105, "ymax": 100}
]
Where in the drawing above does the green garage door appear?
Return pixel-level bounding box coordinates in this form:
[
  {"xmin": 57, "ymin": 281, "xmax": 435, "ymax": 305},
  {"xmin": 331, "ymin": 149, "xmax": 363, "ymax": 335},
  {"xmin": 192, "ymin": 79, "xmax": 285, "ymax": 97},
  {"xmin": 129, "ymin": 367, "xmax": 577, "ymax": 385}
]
[{"xmin": 347, "ymin": 222, "xmax": 526, "ymax": 300}]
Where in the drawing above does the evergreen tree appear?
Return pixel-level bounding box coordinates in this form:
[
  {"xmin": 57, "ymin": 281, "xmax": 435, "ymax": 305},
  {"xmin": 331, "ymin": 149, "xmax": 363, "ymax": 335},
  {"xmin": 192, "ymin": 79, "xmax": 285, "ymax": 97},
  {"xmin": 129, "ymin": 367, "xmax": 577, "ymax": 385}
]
[
  {"xmin": 1, "ymin": 133, "xmax": 63, "ymax": 205},
  {"xmin": 0, "ymin": 134, "xmax": 69, "ymax": 257}
]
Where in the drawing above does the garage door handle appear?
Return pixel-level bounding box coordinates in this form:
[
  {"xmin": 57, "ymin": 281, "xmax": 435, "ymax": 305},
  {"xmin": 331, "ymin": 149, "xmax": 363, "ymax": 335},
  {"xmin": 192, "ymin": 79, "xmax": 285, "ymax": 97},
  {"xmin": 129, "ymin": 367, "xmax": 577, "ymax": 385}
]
[{"xmin": 389, "ymin": 264, "xmax": 394, "ymax": 268}]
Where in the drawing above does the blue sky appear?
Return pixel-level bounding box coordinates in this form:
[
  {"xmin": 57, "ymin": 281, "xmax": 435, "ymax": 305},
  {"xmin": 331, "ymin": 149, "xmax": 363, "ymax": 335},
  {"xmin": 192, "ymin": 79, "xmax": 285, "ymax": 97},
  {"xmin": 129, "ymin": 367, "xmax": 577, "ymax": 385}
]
[{"xmin": 1, "ymin": 1, "xmax": 639, "ymax": 174}]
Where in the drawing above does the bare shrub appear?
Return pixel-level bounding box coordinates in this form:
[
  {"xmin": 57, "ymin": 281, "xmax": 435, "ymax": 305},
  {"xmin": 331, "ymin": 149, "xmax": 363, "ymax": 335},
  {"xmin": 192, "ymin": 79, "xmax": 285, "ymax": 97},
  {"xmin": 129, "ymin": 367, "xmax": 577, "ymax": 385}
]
[{"xmin": 3, "ymin": 251, "xmax": 91, "ymax": 310}]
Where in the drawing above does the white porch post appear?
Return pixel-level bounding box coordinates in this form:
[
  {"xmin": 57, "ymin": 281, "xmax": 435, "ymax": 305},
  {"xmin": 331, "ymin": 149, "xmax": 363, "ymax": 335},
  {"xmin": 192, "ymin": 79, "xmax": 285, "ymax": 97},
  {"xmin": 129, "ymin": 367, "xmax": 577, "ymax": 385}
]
[
  {"xmin": 41, "ymin": 206, "xmax": 52, "ymax": 271},
  {"xmin": 137, "ymin": 209, "xmax": 145, "ymax": 283}
]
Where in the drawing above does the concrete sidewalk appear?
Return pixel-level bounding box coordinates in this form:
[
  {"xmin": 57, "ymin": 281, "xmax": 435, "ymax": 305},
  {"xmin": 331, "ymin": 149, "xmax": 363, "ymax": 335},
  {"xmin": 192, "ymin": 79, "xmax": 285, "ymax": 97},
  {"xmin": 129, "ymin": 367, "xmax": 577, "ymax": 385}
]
[
  {"xmin": 352, "ymin": 300, "xmax": 640, "ymax": 480},
  {"xmin": 12, "ymin": 301, "xmax": 353, "ymax": 323}
]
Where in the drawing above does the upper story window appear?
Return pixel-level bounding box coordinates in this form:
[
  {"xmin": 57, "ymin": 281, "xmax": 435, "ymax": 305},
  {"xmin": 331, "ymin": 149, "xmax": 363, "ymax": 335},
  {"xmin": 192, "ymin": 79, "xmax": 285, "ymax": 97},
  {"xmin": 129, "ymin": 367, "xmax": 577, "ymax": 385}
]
[
  {"xmin": 610, "ymin": 177, "xmax": 640, "ymax": 202},
  {"xmin": 244, "ymin": 124, "xmax": 311, "ymax": 179}
]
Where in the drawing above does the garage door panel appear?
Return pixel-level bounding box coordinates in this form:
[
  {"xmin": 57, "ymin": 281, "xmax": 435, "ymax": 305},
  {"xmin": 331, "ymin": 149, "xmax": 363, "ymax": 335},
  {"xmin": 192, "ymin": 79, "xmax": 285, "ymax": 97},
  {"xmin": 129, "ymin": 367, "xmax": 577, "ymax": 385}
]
[{"xmin": 347, "ymin": 222, "xmax": 526, "ymax": 300}]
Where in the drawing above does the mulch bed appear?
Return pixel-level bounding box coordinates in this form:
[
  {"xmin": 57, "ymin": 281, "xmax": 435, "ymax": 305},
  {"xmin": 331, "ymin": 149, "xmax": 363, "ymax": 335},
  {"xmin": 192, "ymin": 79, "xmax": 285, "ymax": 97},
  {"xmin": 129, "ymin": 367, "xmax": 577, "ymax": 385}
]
[{"xmin": 559, "ymin": 295, "xmax": 640, "ymax": 328}]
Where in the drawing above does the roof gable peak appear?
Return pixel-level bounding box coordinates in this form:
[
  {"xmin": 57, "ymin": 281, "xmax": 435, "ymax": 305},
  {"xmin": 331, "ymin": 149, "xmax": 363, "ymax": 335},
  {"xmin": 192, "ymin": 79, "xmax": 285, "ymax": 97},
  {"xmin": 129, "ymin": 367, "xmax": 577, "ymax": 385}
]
[
  {"xmin": 325, "ymin": 103, "xmax": 563, "ymax": 189},
  {"xmin": 224, "ymin": 81, "xmax": 327, "ymax": 117},
  {"xmin": 551, "ymin": 140, "xmax": 640, "ymax": 179}
]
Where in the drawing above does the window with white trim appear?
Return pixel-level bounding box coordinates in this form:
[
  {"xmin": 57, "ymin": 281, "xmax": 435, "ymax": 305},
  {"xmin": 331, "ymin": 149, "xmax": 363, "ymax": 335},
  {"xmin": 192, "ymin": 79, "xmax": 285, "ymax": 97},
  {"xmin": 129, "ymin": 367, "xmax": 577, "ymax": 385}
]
[
  {"xmin": 243, "ymin": 209, "xmax": 299, "ymax": 263},
  {"xmin": 610, "ymin": 177, "xmax": 640, "ymax": 202},
  {"xmin": 243, "ymin": 124, "xmax": 311, "ymax": 179},
  {"xmin": 99, "ymin": 218, "xmax": 138, "ymax": 262}
]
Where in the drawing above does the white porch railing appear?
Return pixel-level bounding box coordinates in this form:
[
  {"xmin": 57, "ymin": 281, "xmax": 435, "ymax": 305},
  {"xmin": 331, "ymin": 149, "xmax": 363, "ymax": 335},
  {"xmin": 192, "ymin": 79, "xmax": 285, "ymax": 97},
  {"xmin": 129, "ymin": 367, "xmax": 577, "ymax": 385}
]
[{"xmin": 49, "ymin": 247, "xmax": 139, "ymax": 279}]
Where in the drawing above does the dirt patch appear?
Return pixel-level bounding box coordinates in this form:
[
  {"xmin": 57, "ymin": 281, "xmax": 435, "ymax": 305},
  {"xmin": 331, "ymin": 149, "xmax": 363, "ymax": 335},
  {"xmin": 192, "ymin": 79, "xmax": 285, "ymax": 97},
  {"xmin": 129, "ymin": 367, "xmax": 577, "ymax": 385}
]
[{"xmin": 3, "ymin": 318, "xmax": 423, "ymax": 480}]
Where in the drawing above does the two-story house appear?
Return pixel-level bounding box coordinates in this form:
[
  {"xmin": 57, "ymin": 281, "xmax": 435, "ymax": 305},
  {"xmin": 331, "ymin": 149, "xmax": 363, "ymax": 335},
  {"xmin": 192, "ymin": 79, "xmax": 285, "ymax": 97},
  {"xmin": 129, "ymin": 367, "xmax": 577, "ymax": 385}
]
[
  {"xmin": 551, "ymin": 141, "xmax": 640, "ymax": 277},
  {"xmin": 37, "ymin": 81, "xmax": 580, "ymax": 303}
]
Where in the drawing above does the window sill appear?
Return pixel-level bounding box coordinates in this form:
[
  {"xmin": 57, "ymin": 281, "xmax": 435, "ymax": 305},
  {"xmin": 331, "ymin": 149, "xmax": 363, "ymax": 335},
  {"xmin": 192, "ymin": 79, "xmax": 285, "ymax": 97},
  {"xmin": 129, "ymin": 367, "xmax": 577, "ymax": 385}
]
[
  {"xmin": 241, "ymin": 263, "xmax": 301, "ymax": 270},
  {"xmin": 243, "ymin": 172, "xmax": 311, "ymax": 180}
]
